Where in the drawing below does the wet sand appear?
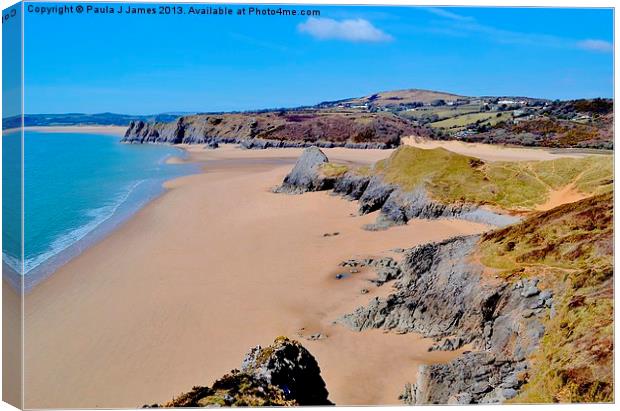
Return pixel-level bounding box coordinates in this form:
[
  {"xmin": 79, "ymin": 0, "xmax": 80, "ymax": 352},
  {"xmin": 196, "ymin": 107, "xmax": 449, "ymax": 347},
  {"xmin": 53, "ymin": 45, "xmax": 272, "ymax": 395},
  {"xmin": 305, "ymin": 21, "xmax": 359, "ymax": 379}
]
[{"xmin": 24, "ymin": 145, "xmax": 489, "ymax": 408}]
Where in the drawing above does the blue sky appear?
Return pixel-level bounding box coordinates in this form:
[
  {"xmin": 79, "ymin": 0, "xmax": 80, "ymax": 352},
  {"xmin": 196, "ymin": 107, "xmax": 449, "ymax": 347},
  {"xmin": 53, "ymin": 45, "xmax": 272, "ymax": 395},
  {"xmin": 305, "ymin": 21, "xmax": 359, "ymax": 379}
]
[{"xmin": 22, "ymin": 3, "xmax": 614, "ymax": 114}]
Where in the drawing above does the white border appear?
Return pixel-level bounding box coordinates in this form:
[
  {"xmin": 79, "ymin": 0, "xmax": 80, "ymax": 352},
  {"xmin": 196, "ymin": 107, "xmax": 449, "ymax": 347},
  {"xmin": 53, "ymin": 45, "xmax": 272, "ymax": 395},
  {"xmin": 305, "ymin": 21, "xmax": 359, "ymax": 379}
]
[{"xmin": 0, "ymin": 1, "xmax": 616, "ymax": 411}]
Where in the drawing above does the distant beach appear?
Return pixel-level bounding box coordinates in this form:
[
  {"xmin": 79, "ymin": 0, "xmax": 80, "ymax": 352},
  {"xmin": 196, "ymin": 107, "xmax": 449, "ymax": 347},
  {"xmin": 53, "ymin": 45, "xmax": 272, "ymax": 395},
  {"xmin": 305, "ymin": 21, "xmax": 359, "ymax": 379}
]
[{"xmin": 25, "ymin": 125, "xmax": 127, "ymax": 135}]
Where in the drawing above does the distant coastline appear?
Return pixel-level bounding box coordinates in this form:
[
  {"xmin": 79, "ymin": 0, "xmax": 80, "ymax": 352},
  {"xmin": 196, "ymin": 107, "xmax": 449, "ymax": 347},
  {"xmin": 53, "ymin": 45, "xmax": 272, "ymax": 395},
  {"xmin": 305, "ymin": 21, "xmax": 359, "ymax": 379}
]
[
  {"xmin": 3, "ymin": 125, "xmax": 127, "ymax": 136},
  {"xmin": 26, "ymin": 125, "xmax": 127, "ymax": 136}
]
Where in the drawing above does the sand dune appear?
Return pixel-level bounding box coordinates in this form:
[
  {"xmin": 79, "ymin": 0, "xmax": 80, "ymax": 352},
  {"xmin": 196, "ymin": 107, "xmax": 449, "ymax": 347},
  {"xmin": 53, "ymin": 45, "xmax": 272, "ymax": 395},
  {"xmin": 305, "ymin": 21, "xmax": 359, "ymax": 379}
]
[{"xmin": 401, "ymin": 136, "xmax": 592, "ymax": 162}]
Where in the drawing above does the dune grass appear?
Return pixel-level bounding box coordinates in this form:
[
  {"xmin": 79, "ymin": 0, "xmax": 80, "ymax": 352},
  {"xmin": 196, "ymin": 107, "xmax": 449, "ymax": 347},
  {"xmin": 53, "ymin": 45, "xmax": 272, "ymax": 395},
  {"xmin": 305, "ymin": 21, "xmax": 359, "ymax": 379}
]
[
  {"xmin": 320, "ymin": 163, "xmax": 349, "ymax": 178},
  {"xmin": 371, "ymin": 146, "xmax": 612, "ymax": 211}
]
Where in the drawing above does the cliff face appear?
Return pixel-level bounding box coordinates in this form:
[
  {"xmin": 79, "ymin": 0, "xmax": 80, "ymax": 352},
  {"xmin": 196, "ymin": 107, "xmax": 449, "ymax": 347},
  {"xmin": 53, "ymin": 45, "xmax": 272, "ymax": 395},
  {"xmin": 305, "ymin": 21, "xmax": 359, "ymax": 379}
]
[
  {"xmin": 151, "ymin": 337, "xmax": 332, "ymax": 407},
  {"xmin": 341, "ymin": 236, "xmax": 549, "ymax": 404},
  {"xmin": 122, "ymin": 111, "xmax": 429, "ymax": 148}
]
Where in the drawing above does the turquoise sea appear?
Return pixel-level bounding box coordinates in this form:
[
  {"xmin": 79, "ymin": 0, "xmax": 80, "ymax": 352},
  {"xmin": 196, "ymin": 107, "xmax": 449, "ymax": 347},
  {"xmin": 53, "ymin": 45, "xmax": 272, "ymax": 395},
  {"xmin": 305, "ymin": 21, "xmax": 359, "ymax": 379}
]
[{"xmin": 2, "ymin": 130, "xmax": 197, "ymax": 287}]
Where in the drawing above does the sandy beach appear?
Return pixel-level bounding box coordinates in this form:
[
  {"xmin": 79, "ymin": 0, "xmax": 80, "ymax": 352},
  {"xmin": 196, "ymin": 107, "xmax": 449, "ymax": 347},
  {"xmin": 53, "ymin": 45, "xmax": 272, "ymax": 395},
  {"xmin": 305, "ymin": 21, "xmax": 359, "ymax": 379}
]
[
  {"xmin": 401, "ymin": 136, "xmax": 598, "ymax": 162},
  {"xmin": 21, "ymin": 138, "xmax": 602, "ymax": 408},
  {"xmin": 24, "ymin": 125, "xmax": 127, "ymax": 136},
  {"xmin": 23, "ymin": 144, "xmax": 490, "ymax": 408}
]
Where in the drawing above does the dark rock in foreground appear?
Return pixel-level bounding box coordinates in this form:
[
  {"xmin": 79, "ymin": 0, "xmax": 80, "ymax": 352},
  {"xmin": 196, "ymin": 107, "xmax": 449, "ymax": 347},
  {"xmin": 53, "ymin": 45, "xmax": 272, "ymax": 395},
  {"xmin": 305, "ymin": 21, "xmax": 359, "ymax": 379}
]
[
  {"xmin": 152, "ymin": 337, "xmax": 332, "ymax": 407},
  {"xmin": 241, "ymin": 337, "xmax": 332, "ymax": 405},
  {"xmin": 274, "ymin": 147, "xmax": 333, "ymax": 194}
]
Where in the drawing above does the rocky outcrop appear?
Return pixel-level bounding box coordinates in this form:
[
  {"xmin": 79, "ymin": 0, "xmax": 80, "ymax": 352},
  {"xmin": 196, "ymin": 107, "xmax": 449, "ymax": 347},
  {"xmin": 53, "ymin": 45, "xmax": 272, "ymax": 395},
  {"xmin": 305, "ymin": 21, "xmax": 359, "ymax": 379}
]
[
  {"xmin": 122, "ymin": 111, "xmax": 428, "ymax": 148},
  {"xmin": 241, "ymin": 337, "xmax": 331, "ymax": 405},
  {"xmin": 274, "ymin": 147, "xmax": 333, "ymax": 194},
  {"xmin": 279, "ymin": 152, "xmax": 520, "ymax": 228},
  {"xmin": 340, "ymin": 236, "xmax": 552, "ymax": 404},
  {"xmin": 152, "ymin": 337, "xmax": 332, "ymax": 407}
]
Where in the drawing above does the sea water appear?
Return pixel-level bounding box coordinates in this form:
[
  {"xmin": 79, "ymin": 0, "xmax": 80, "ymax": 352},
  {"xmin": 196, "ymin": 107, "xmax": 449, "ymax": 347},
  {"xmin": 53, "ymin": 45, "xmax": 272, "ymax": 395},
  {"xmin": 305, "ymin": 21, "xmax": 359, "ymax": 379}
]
[{"xmin": 2, "ymin": 130, "xmax": 197, "ymax": 288}]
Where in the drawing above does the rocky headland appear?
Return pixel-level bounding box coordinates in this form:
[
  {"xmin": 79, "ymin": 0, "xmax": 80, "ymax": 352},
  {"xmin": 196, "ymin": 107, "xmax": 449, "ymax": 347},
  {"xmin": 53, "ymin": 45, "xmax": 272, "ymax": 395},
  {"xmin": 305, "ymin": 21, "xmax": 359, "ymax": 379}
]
[
  {"xmin": 149, "ymin": 337, "xmax": 332, "ymax": 407},
  {"xmin": 274, "ymin": 145, "xmax": 611, "ymax": 230},
  {"xmin": 121, "ymin": 111, "xmax": 429, "ymax": 148}
]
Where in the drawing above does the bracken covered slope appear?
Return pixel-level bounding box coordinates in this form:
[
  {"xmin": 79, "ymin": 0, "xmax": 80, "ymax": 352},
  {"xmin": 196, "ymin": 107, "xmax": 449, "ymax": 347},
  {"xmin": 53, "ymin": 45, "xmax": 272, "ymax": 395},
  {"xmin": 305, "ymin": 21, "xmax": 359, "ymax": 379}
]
[
  {"xmin": 122, "ymin": 111, "xmax": 430, "ymax": 148},
  {"xmin": 479, "ymin": 192, "xmax": 613, "ymax": 403}
]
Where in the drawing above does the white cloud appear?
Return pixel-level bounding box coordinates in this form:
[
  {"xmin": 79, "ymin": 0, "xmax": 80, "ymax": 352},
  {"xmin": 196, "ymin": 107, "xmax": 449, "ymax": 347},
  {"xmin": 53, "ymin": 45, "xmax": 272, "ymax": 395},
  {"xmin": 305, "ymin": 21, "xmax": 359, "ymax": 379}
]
[
  {"xmin": 425, "ymin": 7, "xmax": 474, "ymax": 22},
  {"xmin": 576, "ymin": 39, "xmax": 613, "ymax": 53},
  {"xmin": 297, "ymin": 17, "xmax": 392, "ymax": 42},
  {"xmin": 423, "ymin": 8, "xmax": 613, "ymax": 54}
]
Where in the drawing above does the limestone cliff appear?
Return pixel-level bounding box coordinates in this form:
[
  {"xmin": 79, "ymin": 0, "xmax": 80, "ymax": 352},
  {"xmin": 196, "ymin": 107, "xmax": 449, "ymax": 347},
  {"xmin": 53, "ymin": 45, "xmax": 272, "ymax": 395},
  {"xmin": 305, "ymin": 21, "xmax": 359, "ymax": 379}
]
[{"xmin": 122, "ymin": 111, "xmax": 429, "ymax": 148}]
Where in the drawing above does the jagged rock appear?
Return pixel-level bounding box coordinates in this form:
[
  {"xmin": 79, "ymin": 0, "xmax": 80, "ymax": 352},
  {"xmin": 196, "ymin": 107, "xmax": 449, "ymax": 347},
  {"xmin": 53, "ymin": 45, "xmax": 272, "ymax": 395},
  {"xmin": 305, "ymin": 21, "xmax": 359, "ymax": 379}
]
[
  {"xmin": 274, "ymin": 147, "xmax": 332, "ymax": 194},
  {"xmin": 399, "ymin": 383, "xmax": 415, "ymax": 405},
  {"xmin": 337, "ymin": 257, "xmax": 400, "ymax": 286},
  {"xmin": 332, "ymin": 173, "xmax": 371, "ymax": 200},
  {"xmin": 204, "ymin": 139, "xmax": 219, "ymax": 149},
  {"xmin": 157, "ymin": 337, "xmax": 332, "ymax": 407},
  {"xmin": 409, "ymin": 352, "xmax": 526, "ymax": 404},
  {"xmin": 447, "ymin": 392, "xmax": 473, "ymax": 404},
  {"xmin": 241, "ymin": 337, "xmax": 332, "ymax": 405},
  {"xmin": 429, "ymin": 337, "xmax": 463, "ymax": 352},
  {"xmin": 520, "ymin": 282, "xmax": 540, "ymax": 298},
  {"xmin": 358, "ymin": 177, "xmax": 396, "ymax": 214},
  {"xmin": 337, "ymin": 236, "xmax": 549, "ymax": 404}
]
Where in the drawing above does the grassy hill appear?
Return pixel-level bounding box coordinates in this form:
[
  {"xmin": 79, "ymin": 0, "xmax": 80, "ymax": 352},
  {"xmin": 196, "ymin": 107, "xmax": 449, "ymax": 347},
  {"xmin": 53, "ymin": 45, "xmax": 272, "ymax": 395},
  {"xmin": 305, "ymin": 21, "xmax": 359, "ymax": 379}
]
[
  {"xmin": 361, "ymin": 146, "xmax": 612, "ymax": 211},
  {"xmin": 478, "ymin": 192, "xmax": 613, "ymax": 402},
  {"xmin": 336, "ymin": 88, "xmax": 466, "ymax": 107}
]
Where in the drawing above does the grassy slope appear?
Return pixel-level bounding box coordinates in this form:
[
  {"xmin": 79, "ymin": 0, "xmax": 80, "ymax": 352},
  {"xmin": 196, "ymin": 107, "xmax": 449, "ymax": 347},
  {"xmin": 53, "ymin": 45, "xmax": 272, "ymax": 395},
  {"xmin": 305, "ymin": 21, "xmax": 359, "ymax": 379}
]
[
  {"xmin": 343, "ymin": 89, "xmax": 465, "ymax": 106},
  {"xmin": 478, "ymin": 193, "xmax": 613, "ymax": 403},
  {"xmin": 430, "ymin": 111, "xmax": 512, "ymax": 129},
  {"xmin": 369, "ymin": 146, "xmax": 612, "ymax": 211}
]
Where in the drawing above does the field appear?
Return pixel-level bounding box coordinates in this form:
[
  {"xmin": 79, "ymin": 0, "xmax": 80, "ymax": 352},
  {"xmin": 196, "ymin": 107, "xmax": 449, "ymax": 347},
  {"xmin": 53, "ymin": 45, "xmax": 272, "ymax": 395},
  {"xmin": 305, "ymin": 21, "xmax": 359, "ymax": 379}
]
[
  {"xmin": 429, "ymin": 111, "xmax": 512, "ymax": 130},
  {"xmin": 399, "ymin": 104, "xmax": 482, "ymax": 121},
  {"xmin": 339, "ymin": 89, "xmax": 466, "ymax": 107}
]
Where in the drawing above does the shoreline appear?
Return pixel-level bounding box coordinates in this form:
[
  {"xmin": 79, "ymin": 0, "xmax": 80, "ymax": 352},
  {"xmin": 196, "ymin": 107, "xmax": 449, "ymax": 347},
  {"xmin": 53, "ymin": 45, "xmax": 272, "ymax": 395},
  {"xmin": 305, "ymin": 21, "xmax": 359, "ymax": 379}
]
[
  {"xmin": 16, "ymin": 132, "xmax": 197, "ymax": 292},
  {"xmin": 3, "ymin": 125, "xmax": 127, "ymax": 136}
]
